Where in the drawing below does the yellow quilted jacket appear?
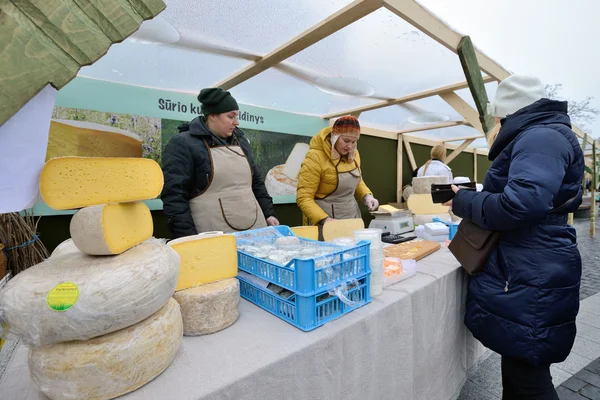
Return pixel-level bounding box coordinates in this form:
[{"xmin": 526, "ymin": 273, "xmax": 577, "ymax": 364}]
[{"xmin": 297, "ymin": 127, "xmax": 372, "ymax": 225}]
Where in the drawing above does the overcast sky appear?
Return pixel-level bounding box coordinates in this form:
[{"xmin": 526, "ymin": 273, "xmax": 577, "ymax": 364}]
[{"xmin": 419, "ymin": 0, "xmax": 600, "ymax": 138}]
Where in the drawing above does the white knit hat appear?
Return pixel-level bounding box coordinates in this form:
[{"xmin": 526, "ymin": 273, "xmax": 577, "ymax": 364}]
[{"xmin": 487, "ymin": 74, "xmax": 546, "ymax": 118}]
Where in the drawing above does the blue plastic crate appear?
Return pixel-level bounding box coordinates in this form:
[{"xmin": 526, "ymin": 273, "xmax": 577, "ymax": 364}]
[
  {"xmin": 238, "ymin": 273, "xmax": 371, "ymax": 331},
  {"xmin": 234, "ymin": 226, "xmax": 371, "ymax": 296}
]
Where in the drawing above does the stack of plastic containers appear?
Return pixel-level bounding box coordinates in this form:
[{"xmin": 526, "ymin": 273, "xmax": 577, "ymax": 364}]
[{"xmin": 354, "ymin": 228, "xmax": 384, "ymax": 296}]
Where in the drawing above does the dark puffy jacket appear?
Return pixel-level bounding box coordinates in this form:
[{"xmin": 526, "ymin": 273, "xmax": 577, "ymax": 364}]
[
  {"xmin": 452, "ymin": 99, "xmax": 584, "ymax": 366},
  {"xmin": 161, "ymin": 117, "xmax": 275, "ymax": 238}
]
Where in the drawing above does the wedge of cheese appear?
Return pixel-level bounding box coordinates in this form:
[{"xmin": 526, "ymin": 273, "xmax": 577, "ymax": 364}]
[
  {"xmin": 168, "ymin": 233, "xmax": 238, "ymax": 291},
  {"xmin": 70, "ymin": 203, "xmax": 153, "ymax": 255},
  {"xmin": 323, "ymin": 218, "xmax": 365, "ymax": 242},
  {"xmin": 407, "ymin": 194, "xmax": 449, "ymax": 215},
  {"xmin": 46, "ymin": 119, "xmax": 143, "ymax": 161},
  {"xmin": 39, "ymin": 157, "xmax": 163, "ymax": 210},
  {"xmin": 0, "ymin": 238, "xmax": 179, "ymax": 347},
  {"xmin": 29, "ymin": 298, "xmax": 183, "ymax": 400},
  {"xmin": 173, "ymin": 278, "xmax": 239, "ymax": 336},
  {"xmin": 291, "ymin": 226, "xmax": 319, "ymax": 241}
]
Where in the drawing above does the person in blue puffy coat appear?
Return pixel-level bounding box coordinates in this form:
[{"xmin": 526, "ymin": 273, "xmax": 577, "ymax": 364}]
[{"xmin": 448, "ymin": 74, "xmax": 584, "ymax": 400}]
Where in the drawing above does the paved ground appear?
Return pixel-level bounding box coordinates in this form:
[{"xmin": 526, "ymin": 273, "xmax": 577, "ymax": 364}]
[
  {"xmin": 459, "ymin": 214, "xmax": 600, "ymax": 400},
  {"xmin": 557, "ymin": 358, "xmax": 600, "ymax": 399}
]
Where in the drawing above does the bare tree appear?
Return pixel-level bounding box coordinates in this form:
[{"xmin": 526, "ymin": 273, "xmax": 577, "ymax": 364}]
[{"xmin": 546, "ymin": 84, "xmax": 599, "ymax": 133}]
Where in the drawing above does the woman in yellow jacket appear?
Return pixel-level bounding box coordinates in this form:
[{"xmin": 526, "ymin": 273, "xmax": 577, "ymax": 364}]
[{"xmin": 297, "ymin": 116, "xmax": 379, "ymax": 225}]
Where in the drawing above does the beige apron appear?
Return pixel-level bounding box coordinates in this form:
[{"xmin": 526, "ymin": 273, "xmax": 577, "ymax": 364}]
[
  {"xmin": 313, "ymin": 164, "xmax": 362, "ymax": 223},
  {"xmin": 190, "ymin": 144, "xmax": 267, "ymax": 233}
]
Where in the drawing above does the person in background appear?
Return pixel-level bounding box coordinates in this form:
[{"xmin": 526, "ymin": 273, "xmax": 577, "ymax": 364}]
[
  {"xmin": 296, "ymin": 116, "xmax": 379, "ymax": 225},
  {"xmin": 161, "ymin": 88, "xmax": 279, "ymax": 238},
  {"xmin": 445, "ymin": 74, "xmax": 583, "ymax": 399},
  {"xmin": 417, "ymin": 144, "xmax": 453, "ymax": 183}
]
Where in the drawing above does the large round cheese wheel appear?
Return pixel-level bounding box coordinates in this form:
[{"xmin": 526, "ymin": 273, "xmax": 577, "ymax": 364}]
[
  {"xmin": 50, "ymin": 238, "xmax": 79, "ymax": 258},
  {"xmin": 173, "ymin": 278, "xmax": 240, "ymax": 336},
  {"xmin": 29, "ymin": 298, "xmax": 183, "ymax": 400},
  {"xmin": 0, "ymin": 238, "xmax": 179, "ymax": 346}
]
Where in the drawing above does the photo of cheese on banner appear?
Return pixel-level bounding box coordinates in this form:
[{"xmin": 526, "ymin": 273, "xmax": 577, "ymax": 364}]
[
  {"xmin": 49, "ymin": 107, "xmax": 163, "ymax": 164},
  {"xmin": 265, "ymin": 143, "xmax": 310, "ymax": 196},
  {"xmin": 46, "ymin": 119, "xmax": 143, "ymax": 160}
]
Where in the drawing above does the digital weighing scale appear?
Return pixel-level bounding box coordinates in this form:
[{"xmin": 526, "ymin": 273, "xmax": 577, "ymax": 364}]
[{"xmin": 369, "ymin": 207, "xmax": 415, "ymax": 235}]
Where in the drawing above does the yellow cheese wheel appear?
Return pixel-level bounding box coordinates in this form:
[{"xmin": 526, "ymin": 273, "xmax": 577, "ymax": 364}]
[
  {"xmin": 70, "ymin": 203, "xmax": 153, "ymax": 255},
  {"xmin": 168, "ymin": 233, "xmax": 238, "ymax": 291},
  {"xmin": 29, "ymin": 298, "xmax": 183, "ymax": 400},
  {"xmin": 291, "ymin": 226, "xmax": 319, "ymax": 241},
  {"xmin": 40, "ymin": 157, "xmax": 163, "ymax": 210}
]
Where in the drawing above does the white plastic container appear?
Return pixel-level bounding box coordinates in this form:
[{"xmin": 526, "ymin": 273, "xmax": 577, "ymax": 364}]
[
  {"xmin": 424, "ymin": 222, "xmax": 449, "ymax": 236},
  {"xmin": 422, "ymin": 231, "xmax": 449, "ymax": 243},
  {"xmin": 354, "ymin": 228, "xmax": 383, "ymax": 249},
  {"xmin": 383, "ymin": 259, "xmax": 418, "ymax": 287}
]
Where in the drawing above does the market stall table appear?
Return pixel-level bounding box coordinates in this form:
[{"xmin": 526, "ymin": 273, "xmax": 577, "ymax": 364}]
[{"xmin": 0, "ymin": 248, "xmax": 486, "ymax": 400}]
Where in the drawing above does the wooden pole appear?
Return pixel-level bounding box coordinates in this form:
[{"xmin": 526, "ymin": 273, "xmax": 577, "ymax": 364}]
[
  {"xmin": 474, "ymin": 148, "xmax": 478, "ymax": 182},
  {"xmin": 591, "ymin": 141, "xmax": 596, "ymax": 237},
  {"xmin": 397, "ymin": 134, "xmax": 403, "ymax": 203},
  {"xmin": 571, "ymin": 132, "xmax": 588, "ymax": 225}
]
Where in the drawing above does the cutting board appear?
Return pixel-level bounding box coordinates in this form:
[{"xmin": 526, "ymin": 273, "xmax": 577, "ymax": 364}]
[
  {"xmin": 322, "ymin": 218, "xmax": 365, "ymax": 242},
  {"xmin": 383, "ymin": 239, "xmax": 440, "ymax": 261},
  {"xmin": 291, "ymin": 226, "xmax": 319, "ymax": 241}
]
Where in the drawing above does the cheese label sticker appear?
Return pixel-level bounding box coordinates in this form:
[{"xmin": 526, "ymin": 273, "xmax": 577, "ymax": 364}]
[{"xmin": 47, "ymin": 282, "xmax": 79, "ymax": 311}]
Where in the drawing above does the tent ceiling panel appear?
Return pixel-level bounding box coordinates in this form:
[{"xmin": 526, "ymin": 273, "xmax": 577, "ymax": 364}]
[
  {"xmin": 409, "ymin": 124, "xmax": 485, "ymax": 147},
  {"xmin": 287, "ymin": 8, "xmax": 470, "ymax": 102},
  {"xmin": 159, "ymin": 0, "xmax": 356, "ymax": 55},
  {"xmin": 78, "ymin": 42, "xmax": 252, "ymax": 94}
]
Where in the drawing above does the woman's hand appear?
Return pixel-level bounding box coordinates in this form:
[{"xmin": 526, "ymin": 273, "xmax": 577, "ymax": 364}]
[
  {"xmin": 442, "ymin": 185, "xmax": 460, "ymax": 207},
  {"xmin": 363, "ymin": 194, "xmax": 379, "ymax": 211},
  {"xmin": 266, "ymin": 216, "xmax": 280, "ymax": 226}
]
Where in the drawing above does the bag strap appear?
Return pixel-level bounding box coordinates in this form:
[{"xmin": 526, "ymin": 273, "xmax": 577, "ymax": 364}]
[{"xmin": 550, "ymin": 186, "xmax": 582, "ymax": 214}]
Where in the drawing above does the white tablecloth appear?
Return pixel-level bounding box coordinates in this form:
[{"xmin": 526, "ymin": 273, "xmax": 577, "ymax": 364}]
[{"xmin": 0, "ymin": 248, "xmax": 486, "ymax": 400}]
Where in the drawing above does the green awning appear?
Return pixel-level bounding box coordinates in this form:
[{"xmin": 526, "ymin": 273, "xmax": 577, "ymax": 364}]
[{"xmin": 0, "ymin": 0, "xmax": 166, "ymax": 126}]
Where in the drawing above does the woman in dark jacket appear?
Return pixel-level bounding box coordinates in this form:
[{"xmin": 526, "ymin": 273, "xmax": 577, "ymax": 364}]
[
  {"xmin": 447, "ymin": 75, "xmax": 584, "ymax": 399},
  {"xmin": 161, "ymin": 88, "xmax": 279, "ymax": 238}
]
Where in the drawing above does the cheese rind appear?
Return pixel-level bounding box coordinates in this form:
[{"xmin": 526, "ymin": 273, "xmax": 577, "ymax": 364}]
[
  {"xmin": 46, "ymin": 119, "xmax": 143, "ymax": 161},
  {"xmin": 168, "ymin": 234, "xmax": 238, "ymax": 291},
  {"xmin": 39, "ymin": 157, "xmax": 164, "ymax": 210},
  {"xmin": 29, "ymin": 298, "xmax": 183, "ymax": 400},
  {"xmin": 291, "ymin": 226, "xmax": 319, "ymax": 241},
  {"xmin": 50, "ymin": 238, "xmax": 78, "ymax": 258},
  {"xmin": 70, "ymin": 203, "xmax": 153, "ymax": 255},
  {"xmin": 0, "ymin": 238, "xmax": 179, "ymax": 346},
  {"xmin": 173, "ymin": 278, "xmax": 240, "ymax": 336}
]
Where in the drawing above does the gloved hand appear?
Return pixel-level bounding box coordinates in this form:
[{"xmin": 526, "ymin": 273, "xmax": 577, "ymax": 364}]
[
  {"xmin": 363, "ymin": 194, "xmax": 379, "ymax": 211},
  {"xmin": 266, "ymin": 216, "xmax": 280, "ymax": 226}
]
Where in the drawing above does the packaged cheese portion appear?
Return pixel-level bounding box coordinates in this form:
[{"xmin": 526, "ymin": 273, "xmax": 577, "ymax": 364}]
[
  {"xmin": 46, "ymin": 119, "xmax": 143, "ymax": 161},
  {"xmin": 407, "ymin": 194, "xmax": 449, "ymax": 215},
  {"xmin": 168, "ymin": 233, "xmax": 237, "ymax": 291},
  {"xmin": 70, "ymin": 203, "xmax": 153, "ymax": 255},
  {"xmin": 291, "ymin": 226, "xmax": 319, "ymax": 241},
  {"xmin": 173, "ymin": 278, "xmax": 240, "ymax": 336},
  {"xmin": 39, "ymin": 157, "xmax": 163, "ymax": 210},
  {"xmin": 0, "ymin": 238, "xmax": 179, "ymax": 347},
  {"xmin": 29, "ymin": 298, "xmax": 183, "ymax": 400}
]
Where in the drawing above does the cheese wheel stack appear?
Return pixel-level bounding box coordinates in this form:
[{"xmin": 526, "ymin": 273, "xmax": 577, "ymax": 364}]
[
  {"xmin": 0, "ymin": 156, "xmax": 183, "ymax": 400},
  {"xmin": 168, "ymin": 232, "xmax": 241, "ymax": 336}
]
